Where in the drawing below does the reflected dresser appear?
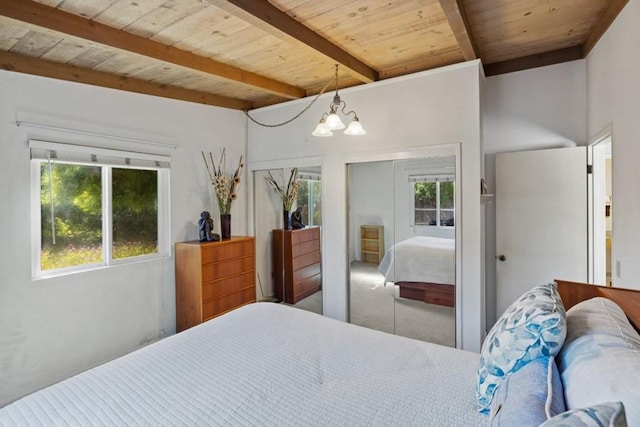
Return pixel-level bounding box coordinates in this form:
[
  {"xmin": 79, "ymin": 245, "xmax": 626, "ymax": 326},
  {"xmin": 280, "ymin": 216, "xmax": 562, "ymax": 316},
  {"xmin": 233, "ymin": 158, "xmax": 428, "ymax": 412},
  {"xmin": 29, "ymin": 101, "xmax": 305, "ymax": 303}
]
[{"xmin": 272, "ymin": 227, "xmax": 322, "ymax": 304}]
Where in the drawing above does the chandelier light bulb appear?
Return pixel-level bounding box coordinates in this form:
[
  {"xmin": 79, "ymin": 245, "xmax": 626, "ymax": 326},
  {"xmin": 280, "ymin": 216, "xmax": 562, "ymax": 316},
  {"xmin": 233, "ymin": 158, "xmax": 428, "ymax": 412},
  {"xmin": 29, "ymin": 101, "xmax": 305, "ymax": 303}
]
[
  {"xmin": 344, "ymin": 117, "xmax": 366, "ymax": 136},
  {"xmin": 312, "ymin": 119, "xmax": 333, "ymax": 137},
  {"xmin": 325, "ymin": 111, "xmax": 345, "ymax": 130}
]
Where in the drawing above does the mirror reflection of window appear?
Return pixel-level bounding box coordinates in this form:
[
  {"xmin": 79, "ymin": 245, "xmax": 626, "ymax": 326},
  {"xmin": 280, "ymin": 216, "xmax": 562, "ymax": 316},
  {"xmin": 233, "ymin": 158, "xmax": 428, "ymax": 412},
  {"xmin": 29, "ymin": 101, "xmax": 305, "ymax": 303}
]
[
  {"xmin": 412, "ymin": 178, "xmax": 455, "ymax": 227},
  {"xmin": 295, "ymin": 171, "xmax": 322, "ymax": 226}
]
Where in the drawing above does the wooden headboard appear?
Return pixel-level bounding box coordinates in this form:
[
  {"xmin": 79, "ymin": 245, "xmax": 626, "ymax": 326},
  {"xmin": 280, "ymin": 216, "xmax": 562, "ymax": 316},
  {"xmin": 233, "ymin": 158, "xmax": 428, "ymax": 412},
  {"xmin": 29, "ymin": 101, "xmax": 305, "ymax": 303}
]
[{"xmin": 555, "ymin": 279, "xmax": 640, "ymax": 332}]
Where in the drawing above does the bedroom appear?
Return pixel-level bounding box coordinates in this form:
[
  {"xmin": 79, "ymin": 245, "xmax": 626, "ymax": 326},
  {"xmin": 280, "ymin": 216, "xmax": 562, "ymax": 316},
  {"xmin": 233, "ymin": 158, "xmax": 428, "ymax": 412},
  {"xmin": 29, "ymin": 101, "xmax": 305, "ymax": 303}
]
[{"xmin": 0, "ymin": 0, "xmax": 639, "ymax": 422}]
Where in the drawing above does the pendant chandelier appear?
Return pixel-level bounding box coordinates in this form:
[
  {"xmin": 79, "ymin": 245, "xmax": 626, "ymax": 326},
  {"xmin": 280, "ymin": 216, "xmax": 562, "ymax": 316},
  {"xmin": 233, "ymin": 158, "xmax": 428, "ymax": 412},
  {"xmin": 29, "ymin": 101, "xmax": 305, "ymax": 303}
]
[
  {"xmin": 244, "ymin": 64, "xmax": 366, "ymax": 138},
  {"xmin": 312, "ymin": 64, "xmax": 366, "ymax": 137}
]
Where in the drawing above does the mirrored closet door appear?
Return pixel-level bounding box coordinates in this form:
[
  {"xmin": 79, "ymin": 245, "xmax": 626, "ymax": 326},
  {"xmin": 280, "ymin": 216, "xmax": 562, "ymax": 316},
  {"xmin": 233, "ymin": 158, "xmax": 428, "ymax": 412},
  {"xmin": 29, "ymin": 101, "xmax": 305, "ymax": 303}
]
[
  {"xmin": 252, "ymin": 165, "xmax": 323, "ymax": 315},
  {"xmin": 348, "ymin": 149, "xmax": 457, "ymax": 347}
]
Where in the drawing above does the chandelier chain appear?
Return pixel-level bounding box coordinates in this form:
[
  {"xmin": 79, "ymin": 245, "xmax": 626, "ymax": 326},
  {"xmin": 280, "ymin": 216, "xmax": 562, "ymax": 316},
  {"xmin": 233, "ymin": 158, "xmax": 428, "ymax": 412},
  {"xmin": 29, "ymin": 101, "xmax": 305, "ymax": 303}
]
[{"xmin": 243, "ymin": 77, "xmax": 334, "ymax": 128}]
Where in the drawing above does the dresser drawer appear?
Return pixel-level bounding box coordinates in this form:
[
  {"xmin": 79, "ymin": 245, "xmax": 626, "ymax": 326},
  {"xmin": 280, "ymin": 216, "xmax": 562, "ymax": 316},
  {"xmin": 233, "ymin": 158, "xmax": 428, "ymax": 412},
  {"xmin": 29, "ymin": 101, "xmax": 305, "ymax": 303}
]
[
  {"xmin": 291, "ymin": 226, "xmax": 320, "ymax": 244},
  {"xmin": 201, "ymin": 240, "xmax": 254, "ymax": 263},
  {"xmin": 292, "ymin": 239, "xmax": 320, "ymax": 257},
  {"xmin": 202, "ymin": 271, "xmax": 255, "ymax": 301},
  {"xmin": 292, "ymin": 251, "xmax": 320, "ymax": 270},
  {"xmin": 202, "ymin": 255, "xmax": 254, "ymax": 282},
  {"xmin": 293, "ymin": 273, "xmax": 321, "ymax": 300},
  {"xmin": 293, "ymin": 262, "xmax": 321, "ymax": 284},
  {"xmin": 202, "ymin": 287, "xmax": 255, "ymax": 320}
]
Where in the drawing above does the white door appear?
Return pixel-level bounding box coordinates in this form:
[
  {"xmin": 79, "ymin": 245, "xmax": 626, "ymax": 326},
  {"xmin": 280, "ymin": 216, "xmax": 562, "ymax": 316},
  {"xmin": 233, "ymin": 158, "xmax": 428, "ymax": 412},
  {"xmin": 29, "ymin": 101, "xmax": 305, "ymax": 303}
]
[{"xmin": 495, "ymin": 147, "xmax": 587, "ymax": 316}]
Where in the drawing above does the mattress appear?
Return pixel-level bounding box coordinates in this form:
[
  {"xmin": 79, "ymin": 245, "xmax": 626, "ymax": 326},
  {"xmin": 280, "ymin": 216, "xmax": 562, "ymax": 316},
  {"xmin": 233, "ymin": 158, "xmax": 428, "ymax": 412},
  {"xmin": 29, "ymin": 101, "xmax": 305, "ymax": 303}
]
[
  {"xmin": 0, "ymin": 303, "xmax": 484, "ymax": 426},
  {"xmin": 378, "ymin": 236, "xmax": 455, "ymax": 284}
]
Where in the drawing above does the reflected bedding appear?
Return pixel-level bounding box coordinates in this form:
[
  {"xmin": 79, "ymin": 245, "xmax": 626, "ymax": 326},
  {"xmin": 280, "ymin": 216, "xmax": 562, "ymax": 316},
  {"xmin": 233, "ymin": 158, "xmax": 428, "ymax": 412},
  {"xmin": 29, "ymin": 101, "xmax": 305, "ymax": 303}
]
[{"xmin": 378, "ymin": 236, "xmax": 455, "ymax": 284}]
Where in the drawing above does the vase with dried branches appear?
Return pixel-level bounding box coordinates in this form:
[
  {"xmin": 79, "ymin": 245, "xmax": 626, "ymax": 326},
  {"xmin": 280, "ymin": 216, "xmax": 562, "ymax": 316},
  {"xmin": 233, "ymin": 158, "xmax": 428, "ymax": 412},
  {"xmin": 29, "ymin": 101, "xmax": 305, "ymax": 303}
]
[
  {"xmin": 201, "ymin": 148, "xmax": 243, "ymax": 239},
  {"xmin": 265, "ymin": 168, "xmax": 299, "ymax": 230}
]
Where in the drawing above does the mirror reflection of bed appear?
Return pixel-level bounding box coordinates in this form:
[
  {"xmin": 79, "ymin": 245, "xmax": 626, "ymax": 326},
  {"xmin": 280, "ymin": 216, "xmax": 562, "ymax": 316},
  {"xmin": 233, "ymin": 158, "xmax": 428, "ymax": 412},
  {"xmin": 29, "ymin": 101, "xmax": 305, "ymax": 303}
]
[{"xmin": 348, "ymin": 155, "xmax": 456, "ymax": 347}]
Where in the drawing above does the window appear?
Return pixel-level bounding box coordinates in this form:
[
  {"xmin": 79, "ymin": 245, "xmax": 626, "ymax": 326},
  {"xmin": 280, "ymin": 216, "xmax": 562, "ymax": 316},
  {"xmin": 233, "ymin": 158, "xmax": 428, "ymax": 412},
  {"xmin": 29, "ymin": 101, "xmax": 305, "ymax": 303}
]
[
  {"xmin": 31, "ymin": 140, "xmax": 170, "ymax": 277},
  {"xmin": 295, "ymin": 174, "xmax": 322, "ymax": 226},
  {"xmin": 412, "ymin": 177, "xmax": 454, "ymax": 227}
]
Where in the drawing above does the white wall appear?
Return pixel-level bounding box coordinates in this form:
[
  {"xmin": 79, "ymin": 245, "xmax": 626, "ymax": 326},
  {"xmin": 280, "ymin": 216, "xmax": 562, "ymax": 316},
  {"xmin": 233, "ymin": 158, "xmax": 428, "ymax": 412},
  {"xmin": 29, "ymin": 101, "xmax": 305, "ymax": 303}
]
[
  {"xmin": 247, "ymin": 61, "xmax": 485, "ymax": 352},
  {"xmin": 482, "ymin": 60, "xmax": 587, "ymax": 326},
  {"xmin": 348, "ymin": 161, "xmax": 394, "ymax": 262},
  {"xmin": 0, "ymin": 71, "xmax": 247, "ymax": 405},
  {"xmin": 586, "ymin": 0, "xmax": 640, "ymax": 289}
]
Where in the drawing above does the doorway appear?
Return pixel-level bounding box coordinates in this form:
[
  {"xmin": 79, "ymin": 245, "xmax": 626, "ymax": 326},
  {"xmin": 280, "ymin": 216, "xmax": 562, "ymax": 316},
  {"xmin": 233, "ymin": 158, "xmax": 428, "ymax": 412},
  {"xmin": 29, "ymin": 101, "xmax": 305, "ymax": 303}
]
[{"xmin": 588, "ymin": 131, "xmax": 613, "ymax": 286}]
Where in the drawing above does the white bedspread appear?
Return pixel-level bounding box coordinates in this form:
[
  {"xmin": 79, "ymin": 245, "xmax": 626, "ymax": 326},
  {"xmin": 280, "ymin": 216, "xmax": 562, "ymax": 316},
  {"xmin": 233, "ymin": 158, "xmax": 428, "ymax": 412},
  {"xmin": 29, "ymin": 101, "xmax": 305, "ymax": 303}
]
[
  {"xmin": 378, "ymin": 236, "xmax": 455, "ymax": 284},
  {"xmin": 0, "ymin": 303, "xmax": 484, "ymax": 426}
]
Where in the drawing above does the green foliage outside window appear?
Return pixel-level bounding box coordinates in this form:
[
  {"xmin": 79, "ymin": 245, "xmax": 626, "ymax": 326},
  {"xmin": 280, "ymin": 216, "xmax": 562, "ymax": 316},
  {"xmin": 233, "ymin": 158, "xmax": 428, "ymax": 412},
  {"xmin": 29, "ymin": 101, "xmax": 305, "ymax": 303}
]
[
  {"xmin": 295, "ymin": 179, "xmax": 322, "ymax": 226},
  {"xmin": 414, "ymin": 181, "xmax": 454, "ymax": 226},
  {"xmin": 40, "ymin": 163, "xmax": 159, "ymax": 271}
]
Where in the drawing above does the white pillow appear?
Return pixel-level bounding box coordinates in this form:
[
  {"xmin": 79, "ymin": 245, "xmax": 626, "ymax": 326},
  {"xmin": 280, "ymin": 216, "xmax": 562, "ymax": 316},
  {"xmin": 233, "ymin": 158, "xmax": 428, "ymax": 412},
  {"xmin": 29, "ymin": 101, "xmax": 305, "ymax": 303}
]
[
  {"xmin": 540, "ymin": 401, "xmax": 627, "ymax": 427},
  {"xmin": 477, "ymin": 282, "xmax": 566, "ymax": 413},
  {"xmin": 558, "ymin": 297, "xmax": 640, "ymax": 426}
]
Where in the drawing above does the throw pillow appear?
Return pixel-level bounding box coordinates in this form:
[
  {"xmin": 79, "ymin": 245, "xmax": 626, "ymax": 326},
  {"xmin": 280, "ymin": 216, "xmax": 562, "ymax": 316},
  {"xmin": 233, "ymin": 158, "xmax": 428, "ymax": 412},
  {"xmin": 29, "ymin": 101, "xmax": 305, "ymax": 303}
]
[
  {"xmin": 558, "ymin": 297, "xmax": 640, "ymax": 426},
  {"xmin": 540, "ymin": 401, "xmax": 627, "ymax": 427},
  {"xmin": 489, "ymin": 356, "xmax": 565, "ymax": 426},
  {"xmin": 477, "ymin": 282, "xmax": 566, "ymax": 413}
]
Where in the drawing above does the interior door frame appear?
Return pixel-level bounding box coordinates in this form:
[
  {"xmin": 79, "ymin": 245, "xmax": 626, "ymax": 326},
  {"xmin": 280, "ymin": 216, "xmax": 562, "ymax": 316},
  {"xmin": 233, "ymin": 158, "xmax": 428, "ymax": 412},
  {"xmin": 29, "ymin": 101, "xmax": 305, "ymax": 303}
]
[
  {"xmin": 587, "ymin": 125, "xmax": 613, "ymax": 285},
  {"xmin": 343, "ymin": 143, "xmax": 462, "ymax": 349}
]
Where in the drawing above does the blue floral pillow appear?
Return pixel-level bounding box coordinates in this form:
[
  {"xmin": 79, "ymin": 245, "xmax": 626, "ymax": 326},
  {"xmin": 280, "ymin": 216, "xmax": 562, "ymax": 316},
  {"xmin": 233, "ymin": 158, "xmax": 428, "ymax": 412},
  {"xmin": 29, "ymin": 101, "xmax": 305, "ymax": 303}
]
[
  {"xmin": 540, "ymin": 402, "xmax": 627, "ymax": 427},
  {"xmin": 477, "ymin": 282, "xmax": 567, "ymax": 413}
]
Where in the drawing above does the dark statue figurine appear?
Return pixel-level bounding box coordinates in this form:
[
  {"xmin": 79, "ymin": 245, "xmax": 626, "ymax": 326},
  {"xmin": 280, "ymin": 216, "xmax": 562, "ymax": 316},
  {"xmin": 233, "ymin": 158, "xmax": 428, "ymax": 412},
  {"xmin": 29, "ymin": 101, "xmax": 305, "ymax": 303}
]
[
  {"xmin": 291, "ymin": 206, "xmax": 306, "ymax": 229},
  {"xmin": 198, "ymin": 211, "xmax": 220, "ymax": 242}
]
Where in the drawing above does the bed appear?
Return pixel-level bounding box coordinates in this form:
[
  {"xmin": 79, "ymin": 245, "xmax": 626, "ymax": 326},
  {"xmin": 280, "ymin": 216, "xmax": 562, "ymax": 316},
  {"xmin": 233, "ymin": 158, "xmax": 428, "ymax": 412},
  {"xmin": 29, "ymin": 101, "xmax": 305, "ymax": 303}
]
[
  {"xmin": 0, "ymin": 303, "xmax": 485, "ymax": 426},
  {"xmin": 2, "ymin": 281, "xmax": 639, "ymax": 427},
  {"xmin": 377, "ymin": 236, "xmax": 455, "ymax": 307}
]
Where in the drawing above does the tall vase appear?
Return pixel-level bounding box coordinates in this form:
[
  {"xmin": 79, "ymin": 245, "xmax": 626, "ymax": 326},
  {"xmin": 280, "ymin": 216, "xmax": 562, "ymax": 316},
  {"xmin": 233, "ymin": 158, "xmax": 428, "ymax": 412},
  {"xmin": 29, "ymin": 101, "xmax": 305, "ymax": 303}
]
[
  {"xmin": 220, "ymin": 214, "xmax": 231, "ymax": 240},
  {"xmin": 283, "ymin": 210, "xmax": 292, "ymax": 230}
]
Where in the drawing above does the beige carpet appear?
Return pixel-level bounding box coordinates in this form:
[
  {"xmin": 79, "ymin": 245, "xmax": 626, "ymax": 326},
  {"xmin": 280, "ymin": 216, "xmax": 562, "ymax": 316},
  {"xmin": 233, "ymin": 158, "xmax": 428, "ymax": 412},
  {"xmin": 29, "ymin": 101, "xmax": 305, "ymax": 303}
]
[
  {"xmin": 291, "ymin": 262, "xmax": 455, "ymax": 347},
  {"xmin": 349, "ymin": 261, "xmax": 456, "ymax": 347}
]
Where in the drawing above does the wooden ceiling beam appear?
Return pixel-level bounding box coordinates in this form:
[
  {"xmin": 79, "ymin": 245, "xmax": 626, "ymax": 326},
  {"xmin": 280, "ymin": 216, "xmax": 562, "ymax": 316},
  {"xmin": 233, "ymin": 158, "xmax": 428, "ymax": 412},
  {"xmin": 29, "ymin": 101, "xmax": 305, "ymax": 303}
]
[
  {"xmin": 211, "ymin": 0, "xmax": 378, "ymax": 84},
  {"xmin": 0, "ymin": 0, "xmax": 305, "ymax": 100},
  {"xmin": 0, "ymin": 50, "xmax": 252, "ymax": 110},
  {"xmin": 583, "ymin": 0, "xmax": 628, "ymax": 56},
  {"xmin": 483, "ymin": 46, "xmax": 584, "ymax": 77},
  {"xmin": 439, "ymin": 0, "xmax": 478, "ymax": 61}
]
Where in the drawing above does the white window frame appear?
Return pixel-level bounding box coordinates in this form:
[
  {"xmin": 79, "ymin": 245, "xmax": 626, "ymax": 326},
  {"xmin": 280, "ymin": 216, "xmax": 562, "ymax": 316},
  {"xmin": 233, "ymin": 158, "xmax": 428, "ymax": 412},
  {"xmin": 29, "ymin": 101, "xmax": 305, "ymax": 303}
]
[
  {"xmin": 31, "ymin": 141, "xmax": 171, "ymax": 279},
  {"xmin": 410, "ymin": 177, "xmax": 455, "ymax": 228}
]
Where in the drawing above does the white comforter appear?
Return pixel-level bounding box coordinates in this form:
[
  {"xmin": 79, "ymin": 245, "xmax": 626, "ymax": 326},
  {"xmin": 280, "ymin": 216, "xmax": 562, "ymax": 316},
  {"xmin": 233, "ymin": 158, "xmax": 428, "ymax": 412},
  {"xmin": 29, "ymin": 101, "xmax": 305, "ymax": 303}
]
[
  {"xmin": 378, "ymin": 236, "xmax": 455, "ymax": 284},
  {"xmin": 0, "ymin": 303, "xmax": 484, "ymax": 426}
]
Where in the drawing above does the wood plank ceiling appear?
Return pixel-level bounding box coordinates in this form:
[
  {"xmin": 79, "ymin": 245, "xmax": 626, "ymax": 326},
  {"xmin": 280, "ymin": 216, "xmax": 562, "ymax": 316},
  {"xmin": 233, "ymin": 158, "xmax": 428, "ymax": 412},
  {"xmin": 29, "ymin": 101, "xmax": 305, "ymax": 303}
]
[{"xmin": 0, "ymin": 0, "xmax": 628, "ymax": 111}]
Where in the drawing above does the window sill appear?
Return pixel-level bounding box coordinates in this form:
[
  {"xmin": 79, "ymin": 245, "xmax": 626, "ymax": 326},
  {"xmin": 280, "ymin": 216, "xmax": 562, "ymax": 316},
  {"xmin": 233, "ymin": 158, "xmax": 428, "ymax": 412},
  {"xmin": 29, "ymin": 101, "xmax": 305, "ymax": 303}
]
[{"xmin": 32, "ymin": 253, "xmax": 171, "ymax": 281}]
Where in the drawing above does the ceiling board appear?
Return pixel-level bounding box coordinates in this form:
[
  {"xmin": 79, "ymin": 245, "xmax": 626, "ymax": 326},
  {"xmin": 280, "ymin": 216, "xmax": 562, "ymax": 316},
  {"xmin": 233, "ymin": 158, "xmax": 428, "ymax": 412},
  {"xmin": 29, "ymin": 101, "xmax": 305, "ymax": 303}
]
[{"xmin": 0, "ymin": 0, "xmax": 628, "ymax": 110}]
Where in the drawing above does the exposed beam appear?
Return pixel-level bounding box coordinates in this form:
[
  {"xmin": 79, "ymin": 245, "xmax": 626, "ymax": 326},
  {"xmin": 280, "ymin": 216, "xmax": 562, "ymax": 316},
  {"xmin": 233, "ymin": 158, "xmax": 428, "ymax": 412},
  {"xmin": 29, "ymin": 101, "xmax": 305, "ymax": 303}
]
[
  {"xmin": 0, "ymin": 0, "xmax": 305, "ymax": 100},
  {"xmin": 211, "ymin": 0, "xmax": 378, "ymax": 84},
  {"xmin": 439, "ymin": 0, "xmax": 478, "ymax": 61},
  {"xmin": 583, "ymin": 0, "xmax": 628, "ymax": 56},
  {"xmin": 0, "ymin": 50, "xmax": 252, "ymax": 110},
  {"xmin": 483, "ymin": 46, "xmax": 584, "ymax": 77}
]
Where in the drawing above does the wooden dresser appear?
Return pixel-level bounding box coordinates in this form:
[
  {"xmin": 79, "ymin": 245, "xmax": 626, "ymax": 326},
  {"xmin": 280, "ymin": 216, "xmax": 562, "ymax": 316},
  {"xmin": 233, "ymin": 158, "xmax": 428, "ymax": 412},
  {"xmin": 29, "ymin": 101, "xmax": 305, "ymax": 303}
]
[
  {"xmin": 272, "ymin": 227, "xmax": 322, "ymax": 304},
  {"xmin": 175, "ymin": 236, "xmax": 255, "ymax": 332}
]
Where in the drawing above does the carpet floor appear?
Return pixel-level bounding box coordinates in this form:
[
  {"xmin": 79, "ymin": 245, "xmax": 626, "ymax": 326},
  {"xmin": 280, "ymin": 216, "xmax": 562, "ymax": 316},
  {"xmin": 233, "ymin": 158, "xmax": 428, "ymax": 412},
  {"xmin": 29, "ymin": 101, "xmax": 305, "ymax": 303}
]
[{"xmin": 292, "ymin": 261, "xmax": 455, "ymax": 347}]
